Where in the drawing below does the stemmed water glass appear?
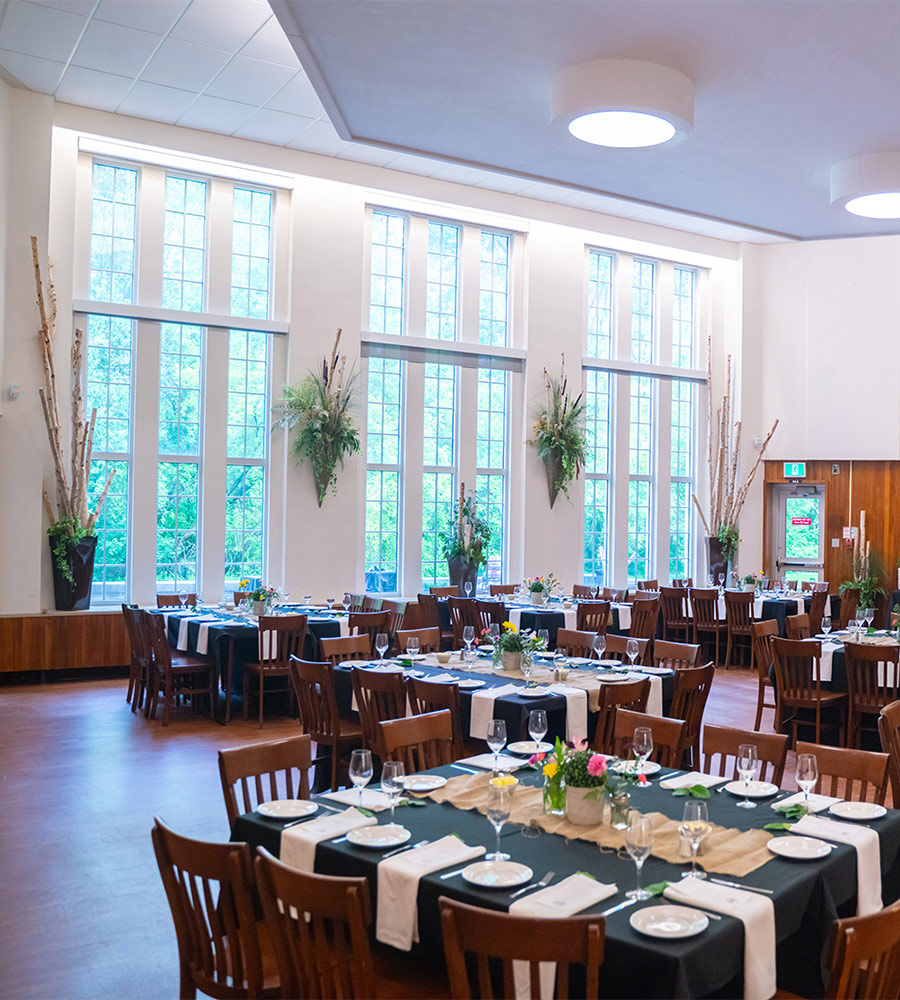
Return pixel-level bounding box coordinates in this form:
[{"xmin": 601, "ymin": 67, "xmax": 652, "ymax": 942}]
[
  {"xmin": 375, "ymin": 632, "xmax": 389, "ymax": 663},
  {"xmin": 462, "ymin": 625, "xmax": 475, "ymax": 653},
  {"xmin": 821, "ymin": 615, "xmax": 832, "ymax": 637},
  {"xmin": 406, "ymin": 636, "xmax": 420, "ymax": 658},
  {"xmin": 864, "ymin": 607, "xmax": 875, "ymax": 630},
  {"xmin": 537, "ymin": 629, "xmax": 550, "ymax": 652},
  {"xmin": 626, "ymin": 638, "xmax": 640, "ymax": 669},
  {"xmin": 717, "ymin": 573, "xmax": 725, "ymax": 592},
  {"xmin": 303, "ymin": 590, "xmax": 312, "ymax": 606},
  {"xmin": 464, "ymin": 581, "xmax": 473, "ymax": 598},
  {"xmin": 521, "ymin": 653, "xmax": 534, "ymax": 688},
  {"xmin": 633, "ymin": 727, "xmax": 653, "ymax": 785},
  {"xmin": 679, "ymin": 800, "xmax": 710, "ymax": 879},
  {"xmin": 381, "ymin": 760, "xmax": 406, "ymax": 826},
  {"xmin": 489, "ymin": 623, "xmax": 500, "ymax": 643},
  {"xmin": 625, "ymin": 811, "xmax": 654, "ymax": 900},
  {"xmin": 592, "ymin": 634, "xmax": 606, "ymax": 661},
  {"xmin": 553, "ymin": 647, "xmax": 567, "ymax": 680},
  {"xmin": 486, "ymin": 719, "xmax": 507, "ymax": 774},
  {"xmin": 326, "ymin": 595, "xmax": 334, "ymax": 612},
  {"xmin": 342, "ymin": 593, "xmax": 351, "ymax": 612},
  {"xmin": 486, "ymin": 784, "xmax": 513, "ymax": 861},
  {"xmin": 349, "ymin": 749, "xmax": 373, "ymax": 809},
  {"xmin": 796, "ymin": 752, "xmax": 818, "ymax": 814},
  {"xmin": 178, "ymin": 589, "xmax": 188, "ymax": 609},
  {"xmin": 528, "ymin": 709, "xmax": 548, "ymax": 752},
  {"xmin": 736, "ymin": 744, "xmax": 758, "ymax": 809}
]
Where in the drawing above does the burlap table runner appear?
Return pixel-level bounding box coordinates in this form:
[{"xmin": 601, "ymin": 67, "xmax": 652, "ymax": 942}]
[{"xmin": 429, "ymin": 773, "xmax": 774, "ymax": 877}]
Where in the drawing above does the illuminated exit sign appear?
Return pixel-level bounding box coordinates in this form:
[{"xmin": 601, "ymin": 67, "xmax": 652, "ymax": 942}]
[
  {"xmin": 784, "ymin": 461, "xmax": 806, "ymax": 478},
  {"xmin": 791, "ymin": 517, "xmax": 812, "ymax": 526}
]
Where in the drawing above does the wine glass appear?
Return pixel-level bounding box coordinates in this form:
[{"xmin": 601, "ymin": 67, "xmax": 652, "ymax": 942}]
[
  {"xmin": 489, "ymin": 623, "xmax": 500, "ymax": 642},
  {"xmin": 528, "ymin": 709, "xmax": 548, "ymax": 752},
  {"xmin": 626, "ymin": 638, "xmax": 640, "ymax": 669},
  {"xmin": 303, "ymin": 590, "xmax": 312, "ymax": 606},
  {"xmin": 864, "ymin": 607, "xmax": 874, "ymax": 630},
  {"xmin": 406, "ymin": 636, "xmax": 420, "ymax": 658},
  {"xmin": 796, "ymin": 752, "xmax": 818, "ymax": 814},
  {"xmin": 486, "ymin": 719, "xmax": 507, "ymax": 773},
  {"xmin": 707, "ymin": 573, "xmax": 715, "ymax": 588},
  {"xmin": 486, "ymin": 784, "xmax": 513, "ymax": 861},
  {"xmin": 537, "ymin": 628, "xmax": 550, "ymax": 651},
  {"xmin": 521, "ymin": 653, "xmax": 533, "ymax": 688},
  {"xmin": 342, "ymin": 592, "xmax": 351, "ymax": 612},
  {"xmin": 679, "ymin": 800, "xmax": 710, "ymax": 879},
  {"xmin": 736, "ymin": 744, "xmax": 758, "ymax": 809},
  {"xmin": 625, "ymin": 811, "xmax": 654, "ymax": 900},
  {"xmin": 178, "ymin": 588, "xmax": 188, "ymax": 609},
  {"xmin": 464, "ymin": 581, "xmax": 473, "ymax": 598},
  {"xmin": 349, "ymin": 749, "xmax": 373, "ymax": 809},
  {"xmin": 821, "ymin": 615, "xmax": 832, "ymax": 637},
  {"xmin": 592, "ymin": 634, "xmax": 606, "ymax": 661},
  {"xmin": 381, "ymin": 760, "xmax": 406, "ymax": 826},
  {"xmin": 633, "ymin": 727, "xmax": 653, "ymax": 784},
  {"xmin": 462, "ymin": 625, "xmax": 475, "ymax": 652},
  {"xmin": 717, "ymin": 573, "xmax": 725, "ymax": 591},
  {"xmin": 375, "ymin": 632, "xmax": 389, "ymax": 662},
  {"xmin": 326, "ymin": 595, "xmax": 334, "ymax": 612}
]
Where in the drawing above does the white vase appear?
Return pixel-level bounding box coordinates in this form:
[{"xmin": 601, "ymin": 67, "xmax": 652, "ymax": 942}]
[
  {"xmin": 501, "ymin": 650, "xmax": 522, "ymax": 672},
  {"xmin": 565, "ymin": 786, "xmax": 606, "ymax": 826},
  {"xmin": 531, "ymin": 591, "xmax": 545, "ymax": 605},
  {"xmin": 743, "ymin": 583, "xmax": 756, "ymax": 592},
  {"xmin": 251, "ymin": 600, "xmax": 266, "ymax": 616}
]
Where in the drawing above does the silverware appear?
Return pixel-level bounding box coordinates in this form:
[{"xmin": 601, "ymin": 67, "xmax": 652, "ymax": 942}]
[
  {"xmin": 710, "ymin": 878, "xmax": 774, "ymax": 895},
  {"xmin": 684, "ymin": 906, "xmax": 722, "ymax": 921},
  {"xmin": 451, "ymin": 764, "xmax": 478, "ymax": 774},
  {"xmin": 657, "ymin": 772, "xmax": 681, "ymax": 781},
  {"xmin": 331, "ymin": 835, "xmax": 349, "ymax": 843},
  {"xmin": 439, "ymin": 865, "xmax": 469, "ymax": 880},
  {"xmin": 282, "ymin": 816, "xmax": 319, "ymax": 829},
  {"xmin": 314, "ymin": 800, "xmax": 347, "ymax": 814},
  {"xmin": 716, "ymin": 784, "xmax": 730, "ymax": 793},
  {"xmin": 383, "ymin": 838, "xmax": 430, "ymax": 860},
  {"xmin": 510, "ymin": 870, "xmax": 555, "ymax": 898},
  {"xmin": 600, "ymin": 898, "xmax": 637, "ymax": 917}
]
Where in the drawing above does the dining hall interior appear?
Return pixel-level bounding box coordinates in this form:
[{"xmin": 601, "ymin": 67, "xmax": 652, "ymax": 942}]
[{"xmin": 5, "ymin": 1, "xmax": 900, "ymax": 998}]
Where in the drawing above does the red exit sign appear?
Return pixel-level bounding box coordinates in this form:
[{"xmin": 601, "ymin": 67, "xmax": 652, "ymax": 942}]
[{"xmin": 791, "ymin": 517, "xmax": 812, "ymax": 526}]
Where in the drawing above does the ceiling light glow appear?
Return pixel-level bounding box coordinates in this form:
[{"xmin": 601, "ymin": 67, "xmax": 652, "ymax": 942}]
[
  {"xmin": 568, "ymin": 111, "xmax": 676, "ymax": 148},
  {"xmin": 844, "ymin": 193, "xmax": 900, "ymax": 219},
  {"xmin": 831, "ymin": 152, "xmax": 900, "ymax": 219}
]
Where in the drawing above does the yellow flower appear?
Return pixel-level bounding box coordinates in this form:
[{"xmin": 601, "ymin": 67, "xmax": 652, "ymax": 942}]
[
  {"xmin": 502, "ymin": 621, "xmax": 517, "ymax": 632},
  {"xmin": 543, "ymin": 760, "xmax": 558, "ymax": 778}
]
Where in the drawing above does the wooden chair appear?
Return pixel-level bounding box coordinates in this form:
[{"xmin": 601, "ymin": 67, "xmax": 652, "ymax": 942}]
[
  {"xmin": 476, "ymin": 599, "xmax": 507, "ymax": 633},
  {"xmin": 795, "ymin": 741, "xmax": 890, "ymax": 805},
  {"xmin": 349, "ymin": 610, "xmax": 392, "ymax": 656},
  {"xmin": 430, "ymin": 586, "xmax": 457, "ymax": 597},
  {"xmin": 879, "ymin": 700, "xmax": 900, "ymax": 806},
  {"xmin": 669, "ymin": 662, "xmax": 715, "ymax": 768},
  {"xmin": 447, "ymin": 597, "xmax": 479, "ymax": 647},
  {"xmin": 576, "ymin": 600, "xmax": 611, "ymax": 634},
  {"xmin": 289, "ymin": 658, "xmax": 363, "ymax": 792},
  {"xmin": 407, "ymin": 675, "xmax": 469, "ymax": 756},
  {"xmin": 629, "ymin": 598, "xmax": 660, "ymax": 642},
  {"xmin": 772, "ymin": 637, "xmax": 847, "ymax": 745},
  {"xmin": 844, "ymin": 642, "xmax": 900, "ymax": 749},
  {"xmin": 612, "ymin": 709, "xmax": 685, "ymax": 767},
  {"xmin": 653, "ymin": 640, "xmax": 700, "ymax": 671},
  {"xmin": 397, "ymin": 627, "xmax": 442, "ymax": 654},
  {"xmin": 841, "ymin": 588, "xmax": 860, "ymax": 629},
  {"xmin": 823, "ymin": 901, "xmax": 900, "ymax": 999},
  {"xmin": 243, "ymin": 615, "xmax": 308, "ymax": 728},
  {"xmin": 417, "ymin": 592, "xmax": 454, "ymax": 650},
  {"xmin": 361, "ymin": 596, "xmax": 381, "ymax": 611},
  {"xmin": 724, "ymin": 590, "xmax": 755, "ymax": 670},
  {"xmin": 122, "ymin": 603, "xmax": 151, "ymax": 712},
  {"xmin": 489, "ymin": 584, "xmax": 516, "ymax": 596},
  {"xmin": 702, "ymin": 724, "xmax": 789, "ymax": 784},
  {"xmin": 602, "ymin": 587, "xmax": 625, "ymax": 603},
  {"xmin": 320, "ymin": 633, "xmax": 371, "ymax": 665},
  {"xmin": 690, "ymin": 588, "xmax": 726, "ymax": 666},
  {"xmin": 142, "ymin": 611, "xmax": 216, "ymax": 726},
  {"xmin": 346, "ymin": 593, "xmax": 366, "ymax": 612},
  {"xmin": 381, "ymin": 599, "xmax": 407, "ymax": 649},
  {"xmin": 671, "ymin": 578, "xmax": 694, "ymax": 588},
  {"xmin": 632, "ymin": 590, "xmax": 660, "ymax": 602},
  {"xmin": 350, "ymin": 667, "xmax": 406, "ymax": 760},
  {"xmin": 603, "ymin": 633, "xmax": 649, "ymax": 665},
  {"xmin": 786, "ymin": 613, "xmax": 811, "ymax": 640},
  {"xmin": 572, "ymin": 584, "xmax": 596, "ymax": 598},
  {"xmin": 801, "ymin": 581, "xmax": 814, "ymax": 592},
  {"xmin": 233, "ymin": 590, "xmax": 251, "ymax": 605},
  {"xmin": 814, "ymin": 581, "xmax": 830, "ymax": 592},
  {"xmin": 556, "ymin": 628, "xmax": 598, "ymax": 658},
  {"xmin": 380, "ymin": 709, "xmax": 455, "ymax": 772},
  {"xmin": 809, "ymin": 589, "xmax": 829, "ymax": 634},
  {"xmin": 751, "ymin": 619, "xmax": 780, "ymax": 731},
  {"xmin": 218, "ymin": 734, "xmax": 312, "ymax": 827},
  {"xmin": 152, "ymin": 817, "xmax": 279, "ymax": 999},
  {"xmin": 637, "ymin": 579, "xmax": 658, "ymax": 591},
  {"xmin": 156, "ymin": 593, "xmax": 197, "ymax": 608},
  {"xmin": 439, "ymin": 896, "xmax": 605, "ymax": 1000},
  {"xmin": 590, "ymin": 678, "xmax": 651, "ymax": 754},
  {"xmin": 659, "ymin": 586, "xmax": 691, "ymax": 641}
]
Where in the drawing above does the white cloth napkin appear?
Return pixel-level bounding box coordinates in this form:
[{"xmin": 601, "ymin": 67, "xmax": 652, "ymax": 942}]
[
  {"xmin": 279, "ymin": 807, "xmax": 376, "ymax": 873},
  {"xmin": 660, "ymin": 771, "xmax": 729, "ymax": 790},
  {"xmin": 793, "ymin": 814, "xmax": 883, "ymax": 915},
  {"xmin": 772, "ymin": 791, "xmax": 842, "ymax": 814},
  {"xmin": 176, "ymin": 614, "xmax": 202, "ymax": 650},
  {"xmin": 818, "ymin": 643, "xmax": 840, "ymax": 682},
  {"xmin": 510, "ymin": 874, "xmax": 617, "ymax": 1000},
  {"xmin": 426, "ymin": 672, "xmax": 458, "ymax": 683},
  {"xmin": 322, "ymin": 788, "xmax": 399, "ymax": 811},
  {"xmin": 548, "ymin": 684, "xmax": 588, "ymax": 742},
  {"xmin": 376, "ymin": 836, "xmax": 485, "ymax": 950},
  {"xmin": 614, "ymin": 604, "xmax": 631, "ymax": 630},
  {"xmin": 636, "ymin": 664, "xmax": 671, "ymax": 675},
  {"xmin": 191, "ymin": 617, "xmax": 223, "ymax": 655},
  {"xmin": 455, "ymin": 753, "xmax": 523, "ymax": 772},
  {"xmin": 665, "ymin": 879, "xmax": 776, "ymax": 1000},
  {"xmin": 509, "ymin": 609, "xmax": 522, "ymax": 629},
  {"xmin": 469, "ymin": 684, "xmax": 519, "ymax": 739}
]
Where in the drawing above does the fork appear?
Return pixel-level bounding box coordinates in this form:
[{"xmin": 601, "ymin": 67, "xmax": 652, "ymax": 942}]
[
  {"xmin": 383, "ymin": 838, "xmax": 429, "ymax": 860},
  {"xmin": 510, "ymin": 870, "xmax": 555, "ymax": 898}
]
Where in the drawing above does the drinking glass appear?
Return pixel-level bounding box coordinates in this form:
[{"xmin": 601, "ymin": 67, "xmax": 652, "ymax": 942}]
[
  {"xmin": 679, "ymin": 800, "xmax": 710, "ymax": 879},
  {"xmin": 326, "ymin": 595, "xmax": 334, "ymax": 611},
  {"xmin": 717, "ymin": 573, "xmax": 725, "ymax": 591},
  {"xmin": 406, "ymin": 636, "xmax": 420, "ymax": 658},
  {"xmin": 736, "ymin": 743, "xmax": 758, "ymax": 809},
  {"xmin": 633, "ymin": 727, "xmax": 653, "ymax": 785},
  {"xmin": 528, "ymin": 709, "xmax": 548, "ymax": 752},
  {"xmin": 796, "ymin": 752, "xmax": 818, "ymax": 813},
  {"xmin": 625, "ymin": 811, "xmax": 654, "ymax": 900},
  {"xmin": 375, "ymin": 632, "xmax": 389, "ymax": 662},
  {"xmin": 553, "ymin": 648, "xmax": 567, "ymax": 679},
  {"xmin": 349, "ymin": 749, "xmax": 373, "ymax": 809},
  {"xmin": 489, "ymin": 623, "xmax": 500, "ymax": 641},
  {"xmin": 486, "ymin": 784, "xmax": 512, "ymax": 861},
  {"xmin": 707, "ymin": 573, "xmax": 715, "ymax": 588},
  {"xmin": 821, "ymin": 615, "xmax": 832, "ymax": 636},
  {"xmin": 592, "ymin": 634, "xmax": 606, "ymax": 661},
  {"xmin": 303, "ymin": 591, "xmax": 312, "ymax": 606},
  {"xmin": 521, "ymin": 653, "xmax": 533, "ymax": 688},
  {"xmin": 178, "ymin": 589, "xmax": 188, "ymax": 608},
  {"xmin": 626, "ymin": 638, "xmax": 640, "ymax": 668},
  {"xmin": 464, "ymin": 581, "xmax": 473, "ymax": 598},
  {"xmin": 462, "ymin": 625, "xmax": 475, "ymax": 652},
  {"xmin": 381, "ymin": 760, "xmax": 406, "ymax": 825},
  {"xmin": 342, "ymin": 593, "xmax": 351, "ymax": 612},
  {"xmin": 537, "ymin": 628, "xmax": 550, "ymax": 651},
  {"xmin": 486, "ymin": 718, "xmax": 507, "ymax": 773},
  {"xmin": 864, "ymin": 607, "xmax": 875, "ymax": 629}
]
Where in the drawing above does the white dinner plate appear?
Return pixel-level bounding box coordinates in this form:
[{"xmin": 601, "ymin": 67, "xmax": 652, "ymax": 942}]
[
  {"xmin": 767, "ymin": 835, "xmax": 833, "ymax": 860},
  {"xmin": 405, "ymin": 669, "xmax": 426, "ymax": 678},
  {"xmin": 629, "ymin": 905, "xmax": 708, "ymax": 939},
  {"xmin": 346, "ymin": 825, "xmax": 411, "ymax": 849},
  {"xmin": 566, "ymin": 657, "xmax": 596, "ymax": 666},
  {"xmin": 724, "ymin": 780, "xmax": 779, "ymax": 798},
  {"xmin": 508, "ymin": 740, "xmax": 554, "ymax": 755},
  {"xmin": 457, "ymin": 678, "xmax": 487, "ymax": 689},
  {"xmin": 257, "ymin": 799, "xmax": 318, "ymax": 820},
  {"xmin": 828, "ymin": 801, "xmax": 887, "ymax": 821},
  {"xmin": 597, "ymin": 674, "xmax": 635, "ymax": 684},
  {"xmin": 612, "ymin": 759, "xmax": 661, "ymax": 776},
  {"xmin": 595, "ymin": 659, "xmax": 625, "ymax": 669},
  {"xmin": 461, "ymin": 861, "xmax": 533, "ymax": 888},
  {"xmin": 400, "ymin": 653, "xmax": 428, "ymax": 661},
  {"xmin": 366, "ymin": 663, "xmax": 405, "ymax": 673},
  {"xmin": 519, "ymin": 687, "xmax": 550, "ymax": 697},
  {"xmin": 402, "ymin": 774, "xmax": 448, "ymax": 792},
  {"xmin": 478, "ymin": 645, "xmax": 494, "ymax": 654}
]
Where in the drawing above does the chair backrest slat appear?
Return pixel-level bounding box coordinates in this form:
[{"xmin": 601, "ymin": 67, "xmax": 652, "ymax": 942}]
[
  {"xmin": 576, "ymin": 601, "xmax": 611, "ymax": 634},
  {"xmin": 612, "ymin": 709, "xmax": 685, "ymax": 766},
  {"xmin": 380, "ymin": 709, "xmax": 454, "ymax": 772},
  {"xmin": 218, "ymin": 734, "xmax": 313, "ymax": 826},
  {"xmin": 591, "ymin": 679, "xmax": 651, "ymax": 754},
  {"xmin": 795, "ymin": 740, "xmax": 890, "ymax": 805},
  {"xmin": 702, "ymin": 723, "xmax": 789, "ymax": 784}
]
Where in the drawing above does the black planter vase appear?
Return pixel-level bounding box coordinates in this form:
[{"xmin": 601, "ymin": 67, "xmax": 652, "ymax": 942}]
[
  {"xmin": 705, "ymin": 536, "xmax": 731, "ymax": 585},
  {"xmin": 49, "ymin": 535, "xmax": 97, "ymax": 611},
  {"xmin": 542, "ymin": 450, "xmax": 564, "ymax": 509},
  {"xmin": 447, "ymin": 553, "xmax": 479, "ymax": 597}
]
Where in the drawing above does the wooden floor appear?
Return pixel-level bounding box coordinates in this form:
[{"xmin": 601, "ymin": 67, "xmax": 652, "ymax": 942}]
[{"xmin": 0, "ymin": 667, "xmax": 774, "ymax": 998}]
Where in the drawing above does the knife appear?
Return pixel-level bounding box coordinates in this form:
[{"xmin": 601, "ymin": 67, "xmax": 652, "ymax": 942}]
[
  {"xmin": 450, "ymin": 764, "xmax": 478, "ymax": 774},
  {"xmin": 600, "ymin": 898, "xmax": 637, "ymax": 918}
]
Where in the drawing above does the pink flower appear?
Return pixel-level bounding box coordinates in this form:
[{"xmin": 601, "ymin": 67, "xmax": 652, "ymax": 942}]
[
  {"xmin": 529, "ymin": 752, "xmax": 546, "ymax": 766},
  {"xmin": 638, "ymin": 773, "xmax": 648, "ymax": 786},
  {"xmin": 574, "ymin": 738, "xmax": 590, "ymax": 751},
  {"xmin": 587, "ymin": 754, "xmax": 607, "ymax": 777}
]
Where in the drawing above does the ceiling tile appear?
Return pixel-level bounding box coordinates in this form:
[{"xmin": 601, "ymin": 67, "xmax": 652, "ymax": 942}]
[
  {"xmin": 233, "ymin": 107, "xmax": 314, "ymax": 144},
  {"xmin": 93, "ymin": 0, "xmax": 189, "ymax": 35},
  {"xmin": 238, "ymin": 15, "xmax": 298, "ymax": 67},
  {"xmin": 265, "ymin": 70, "xmax": 324, "ymax": 118},
  {"xmin": 0, "ymin": 1, "xmax": 85, "ymax": 62},
  {"xmin": 379, "ymin": 151, "xmax": 447, "ymax": 176},
  {"xmin": 29, "ymin": 0, "xmax": 94, "ymax": 15},
  {"xmin": 428, "ymin": 163, "xmax": 492, "ymax": 186},
  {"xmin": 337, "ymin": 142, "xmax": 405, "ymax": 168},
  {"xmin": 286, "ymin": 118, "xmax": 348, "ymax": 156},
  {"xmin": 71, "ymin": 19, "xmax": 162, "ymax": 78},
  {"xmin": 205, "ymin": 55, "xmax": 296, "ymax": 107},
  {"xmin": 168, "ymin": 0, "xmax": 269, "ymax": 54},
  {"xmin": 0, "ymin": 47, "xmax": 64, "ymax": 91},
  {"xmin": 141, "ymin": 37, "xmax": 230, "ymax": 92},
  {"xmin": 56, "ymin": 64, "xmax": 133, "ymax": 111},
  {"xmin": 117, "ymin": 79, "xmax": 197, "ymax": 123},
  {"xmin": 472, "ymin": 172, "xmax": 536, "ymax": 195},
  {"xmin": 176, "ymin": 92, "xmax": 256, "ymax": 133}
]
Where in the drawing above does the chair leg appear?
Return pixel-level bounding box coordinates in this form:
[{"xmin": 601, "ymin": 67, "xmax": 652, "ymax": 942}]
[
  {"xmin": 242, "ymin": 669, "xmax": 250, "ymax": 721},
  {"xmin": 724, "ymin": 631, "xmax": 733, "ymax": 670},
  {"xmin": 331, "ymin": 740, "xmax": 339, "ymax": 793},
  {"xmin": 163, "ymin": 670, "xmax": 172, "ymax": 727},
  {"xmin": 754, "ymin": 681, "xmax": 764, "ymax": 731},
  {"xmin": 209, "ymin": 669, "xmax": 216, "ymax": 722},
  {"xmin": 258, "ymin": 671, "xmax": 264, "ymax": 728}
]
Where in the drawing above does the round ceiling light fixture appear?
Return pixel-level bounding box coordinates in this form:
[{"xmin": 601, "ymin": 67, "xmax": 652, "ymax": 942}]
[
  {"xmin": 831, "ymin": 152, "xmax": 900, "ymax": 218},
  {"xmin": 552, "ymin": 58, "xmax": 694, "ymax": 148}
]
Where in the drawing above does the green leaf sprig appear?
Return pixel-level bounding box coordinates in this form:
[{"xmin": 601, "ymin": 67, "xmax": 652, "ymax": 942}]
[
  {"xmin": 575, "ymin": 871, "xmax": 597, "ymax": 880},
  {"xmin": 673, "ymin": 784, "xmax": 711, "ymax": 799},
  {"xmin": 644, "ymin": 881, "xmax": 670, "ymax": 897},
  {"xmin": 774, "ymin": 803, "xmax": 808, "ymax": 821},
  {"xmin": 764, "ymin": 822, "xmax": 794, "ymax": 832}
]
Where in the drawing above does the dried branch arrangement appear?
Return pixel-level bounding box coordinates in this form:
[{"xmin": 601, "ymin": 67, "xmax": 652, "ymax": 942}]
[
  {"xmin": 532, "ymin": 354, "xmax": 587, "ymax": 508},
  {"xmin": 840, "ymin": 509, "xmax": 885, "ymax": 608}
]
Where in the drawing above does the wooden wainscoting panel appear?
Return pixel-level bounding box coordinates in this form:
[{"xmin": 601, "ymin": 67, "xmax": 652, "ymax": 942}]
[{"xmin": 0, "ymin": 611, "xmax": 130, "ymax": 672}]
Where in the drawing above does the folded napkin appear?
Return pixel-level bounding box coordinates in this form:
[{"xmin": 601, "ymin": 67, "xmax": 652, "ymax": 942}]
[
  {"xmin": 614, "ymin": 604, "xmax": 632, "ymax": 630},
  {"xmin": 665, "ymin": 879, "xmax": 776, "ymax": 1000},
  {"xmin": 635, "ymin": 664, "xmax": 672, "ymax": 675},
  {"xmin": 772, "ymin": 791, "xmax": 842, "ymax": 814},
  {"xmin": 322, "ymin": 788, "xmax": 400, "ymax": 811},
  {"xmin": 510, "ymin": 874, "xmax": 617, "ymax": 1000},
  {"xmin": 793, "ymin": 814, "xmax": 883, "ymax": 915},
  {"xmin": 455, "ymin": 753, "xmax": 523, "ymax": 772},
  {"xmin": 548, "ymin": 684, "xmax": 588, "ymax": 742},
  {"xmin": 376, "ymin": 836, "xmax": 485, "ymax": 950},
  {"xmin": 427, "ymin": 672, "xmax": 458, "ymax": 683},
  {"xmin": 818, "ymin": 643, "xmax": 840, "ymax": 682},
  {"xmin": 469, "ymin": 684, "xmax": 519, "ymax": 739},
  {"xmin": 660, "ymin": 771, "xmax": 729, "ymax": 790},
  {"xmin": 192, "ymin": 617, "xmax": 224, "ymax": 655},
  {"xmin": 176, "ymin": 614, "xmax": 202, "ymax": 650},
  {"xmin": 280, "ymin": 807, "xmax": 375, "ymax": 873}
]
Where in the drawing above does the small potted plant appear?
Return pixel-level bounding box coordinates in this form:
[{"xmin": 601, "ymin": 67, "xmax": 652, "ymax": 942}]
[
  {"xmin": 742, "ymin": 572, "xmax": 761, "ymax": 593},
  {"xmin": 560, "ymin": 742, "xmax": 611, "ymax": 825},
  {"xmin": 240, "ymin": 581, "xmax": 279, "ymax": 616},
  {"xmin": 529, "ymin": 737, "xmax": 569, "ymax": 815},
  {"xmin": 493, "ymin": 621, "xmax": 544, "ymax": 672},
  {"xmin": 527, "ymin": 573, "xmax": 557, "ymax": 605},
  {"xmin": 438, "ymin": 484, "xmax": 491, "ymax": 596}
]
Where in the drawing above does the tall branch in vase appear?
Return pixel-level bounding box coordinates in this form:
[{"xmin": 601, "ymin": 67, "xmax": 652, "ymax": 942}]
[
  {"xmin": 839, "ymin": 509, "xmax": 885, "ymax": 611},
  {"xmin": 691, "ymin": 339, "xmax": 778, "ymax": 579},
  {"xmin": 439, "ymin": 482, "xmax": 491, "ymax": 596},
  {"xmin": 532, "ymin": 354, "xmax": 587, "ymax": 509},
  {"xmin": 32, "ymin": 236, "xmax": 113, "ymax": 608}
]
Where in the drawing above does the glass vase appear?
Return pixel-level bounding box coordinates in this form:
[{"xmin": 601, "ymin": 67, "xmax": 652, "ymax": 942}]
[
  {"xmin": 608, "ymin": 787, "xmax": 631, "ymax": 829},
  {"xmin": 543, "ymin": 775, "xmax": 567, "ymax": 815}
]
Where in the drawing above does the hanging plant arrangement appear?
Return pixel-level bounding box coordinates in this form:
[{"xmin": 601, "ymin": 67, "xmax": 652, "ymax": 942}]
[
  {"xmin": 438, "ymin": 483, "xmax": 491, "ymax": 596},
  {"xmin": 531, "ymin": 355, "xmax": 587, "ymax": 508},
  {"xmin": 273, "ymin": 329, "xmax": 360, "ymax": 506}
]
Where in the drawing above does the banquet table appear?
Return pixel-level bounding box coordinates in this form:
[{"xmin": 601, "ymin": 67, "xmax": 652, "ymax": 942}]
[{"xmin": 232, "ymin": 761, "xmax": 900, "ymax": 999}]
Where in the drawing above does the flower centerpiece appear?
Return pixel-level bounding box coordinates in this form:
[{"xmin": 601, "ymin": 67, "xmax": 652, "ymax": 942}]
[
  {"xmin": 493, "ymin": 621, "xmax": 544, "ymax": 671},
  {"xmin": 743, "ymin": 571, "xmax": 763, "ymax": 593},
  {"xmin": 527, "ymin": 573, "xmax": 558, "ymax": 605},
  {"xmin": 239, "ymin": 580, "xmax": 279, "ymax": 616}
]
